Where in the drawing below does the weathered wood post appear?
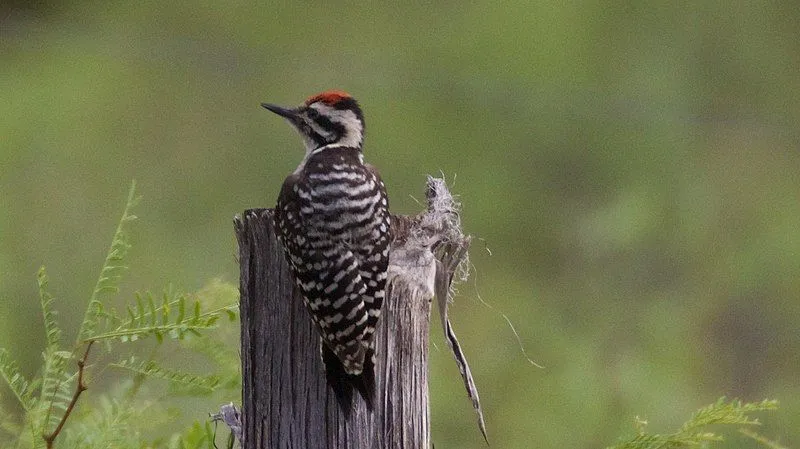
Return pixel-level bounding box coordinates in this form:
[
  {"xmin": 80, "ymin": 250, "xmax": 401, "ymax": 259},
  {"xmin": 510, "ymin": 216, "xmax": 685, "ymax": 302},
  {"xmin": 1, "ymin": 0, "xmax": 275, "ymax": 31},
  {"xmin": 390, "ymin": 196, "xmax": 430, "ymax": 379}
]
[{"xmin": 233, "ymin": 177, "xmax": 483, "ymax": 449}]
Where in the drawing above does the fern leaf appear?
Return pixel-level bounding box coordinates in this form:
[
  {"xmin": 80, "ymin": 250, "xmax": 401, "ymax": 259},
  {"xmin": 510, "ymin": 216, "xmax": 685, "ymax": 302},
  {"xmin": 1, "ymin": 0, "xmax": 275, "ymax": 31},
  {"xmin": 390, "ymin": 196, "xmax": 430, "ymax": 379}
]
[
  {"xmin": 608, "ymin": 398, "xmax": 780, "ymax": 449},
  {"xmin": 35, "ymin": 354, "xmax": 73, "ymax": 435},
  {"xmin": 135, "ymin": 293, "xmax": 146, "ymax": 321},
  {"xmin": 740, "ymin": 428, "xmax": 789, "ymax": 449},
  {"xmin": 0, "ymin": 349, "xmax": 33, "ymax": 411},
  {"xmin": 161, "ymin": 290, "xmax": 171, "ymax": 325},
  {"xmin": 681, "ymin": 397, "xmax": 778, "ymax": 432},
  {"xmin": 88, "ymin": 290, "xmax": 236, "ymax": 343},
  {"xmin": 88, "ymin": 321, "xmax": 219, "ymax": 343},
  {"xmin": 176, "ymin": 296, "xmax": 186, "ymax": 324},
  {"xmin": 77, "ymin": 181, "xmax": 140, "ymax": 343},
  {"xmin": 179, "ymin": 335, "xmax": 242, "ymax": 391},
  {"xmin": 147, "ymin": 293, "xmax": 157, "ymax": 326},
  {"xmin": 60, "ymin": 394, "xmax": 137, "ymax": 449},
  {"xmin": 110, "ymin": 357, "xmax": 220, "ymax": 393},
  {"xmin": 37, "ymin": 267, "xmax": 62, "ymax": 351}
]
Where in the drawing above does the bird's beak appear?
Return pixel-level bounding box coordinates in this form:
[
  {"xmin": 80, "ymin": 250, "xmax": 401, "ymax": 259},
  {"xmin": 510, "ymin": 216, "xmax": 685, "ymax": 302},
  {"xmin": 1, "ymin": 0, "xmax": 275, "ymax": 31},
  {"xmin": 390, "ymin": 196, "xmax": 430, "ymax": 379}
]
[{"xmin": 261, "ymin": 103, "xmax": 301, "ymax": 124}]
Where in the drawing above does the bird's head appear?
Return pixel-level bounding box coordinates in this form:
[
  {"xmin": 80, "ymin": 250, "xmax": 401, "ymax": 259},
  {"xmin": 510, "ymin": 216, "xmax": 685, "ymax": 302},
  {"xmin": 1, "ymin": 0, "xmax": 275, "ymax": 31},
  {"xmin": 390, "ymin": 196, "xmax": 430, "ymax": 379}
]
[{"xmin": 262, "ymin": 90, "xmax": 365, "ymax": 153}]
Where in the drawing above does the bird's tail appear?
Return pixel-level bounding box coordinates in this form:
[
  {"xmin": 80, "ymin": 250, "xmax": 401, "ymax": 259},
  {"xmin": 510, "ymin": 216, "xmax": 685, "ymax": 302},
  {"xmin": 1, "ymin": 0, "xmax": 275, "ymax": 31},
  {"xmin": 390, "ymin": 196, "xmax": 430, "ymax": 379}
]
[{"xmin": 321, "ymin": 343, "xmax": 375, "ymax": 418}]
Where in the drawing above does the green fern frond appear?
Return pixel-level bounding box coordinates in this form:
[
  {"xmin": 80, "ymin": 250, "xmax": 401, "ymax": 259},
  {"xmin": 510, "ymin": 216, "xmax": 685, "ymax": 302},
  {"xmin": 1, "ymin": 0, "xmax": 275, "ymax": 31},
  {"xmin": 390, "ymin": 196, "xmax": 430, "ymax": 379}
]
[
  {"xmin": 608, "ymin": 398, "xmax": 779, "ymax": 449},
  {"xmin": 110, "ymin": 357, "xmax": 220, "ymax": 393},
  {"xmin": 680, "ymin": 397, "xmax": 777, "ymax": 432},
  {"xmin": 37, "ymin": 267, "xmax": 62, "ymax": 351},
  {"xmin": 36, "ymin": 358, "xmax": 74, "ymax": 435},
  {"xmin": 26, "ymin": 419, "xmax": 45, "ymax": 449},
  {"xmin": 180, "ymin": 336, "xmax": 241, "ymax": 391},
  {"xmin": 89, "ymin": 289, "xmax": 236, "ymax": 343},
  {"xmin": 176, "ymin": 280, "xmax": 241, "ymax": 390},
  {"xmin": 0, "ymin": 349, "xmax": 33, "ymax": 411},
  {"xmin": 34, "ymin": 264, "xmax": 76, "ymax": 439},
  {"xmin": 77, "ymin": 181, "xmax": 140, "ymax": 344},
  {"xmin": 740, "ymin": 428, "xmax": 789, "ymax": 449},
  {"xmin": 60, "ymin": 395, "xmax": 137, "ymax": 449},
  {"xmin": 195, "ymin": 279, "xmax": 239, "ymax": 317},
  {"xmin": 610, "ymin": 432, "xmax": 722, "ymax": 449}
]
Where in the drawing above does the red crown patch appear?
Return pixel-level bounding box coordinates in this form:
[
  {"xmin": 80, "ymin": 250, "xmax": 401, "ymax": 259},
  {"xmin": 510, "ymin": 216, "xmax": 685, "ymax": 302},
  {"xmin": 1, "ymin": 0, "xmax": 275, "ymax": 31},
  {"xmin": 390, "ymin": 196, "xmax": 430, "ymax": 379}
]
[{"xmin": 305, "ymin": 90, "xmax": 352, "ymax": 106}]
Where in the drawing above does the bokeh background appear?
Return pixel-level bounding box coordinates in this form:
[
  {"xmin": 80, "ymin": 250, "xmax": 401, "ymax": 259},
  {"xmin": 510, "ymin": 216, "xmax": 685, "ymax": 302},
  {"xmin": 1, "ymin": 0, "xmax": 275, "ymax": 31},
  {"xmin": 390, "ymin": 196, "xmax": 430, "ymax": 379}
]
[{"xmin": 2, "ymin": 1, "xmax": 799, "ymax": 448}]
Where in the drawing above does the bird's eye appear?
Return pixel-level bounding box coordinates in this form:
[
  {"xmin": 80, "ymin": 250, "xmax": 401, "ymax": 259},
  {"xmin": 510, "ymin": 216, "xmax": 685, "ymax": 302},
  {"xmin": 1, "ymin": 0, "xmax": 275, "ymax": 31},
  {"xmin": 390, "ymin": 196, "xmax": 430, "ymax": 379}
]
[{"xmin": 306, "ymin": 108, "xmax": 319, "ymax": 119}]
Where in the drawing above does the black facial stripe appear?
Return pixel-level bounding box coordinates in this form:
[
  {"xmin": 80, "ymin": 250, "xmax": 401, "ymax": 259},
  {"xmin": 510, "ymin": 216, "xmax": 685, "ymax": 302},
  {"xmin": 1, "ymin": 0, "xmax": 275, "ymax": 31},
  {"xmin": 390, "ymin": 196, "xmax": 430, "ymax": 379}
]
[
  {"xmin": 313, "ymin": 115, "xmax": 345, "ymax": 143},
  {"xmin": 301, "ymin": 121, "xmax": 328, "ymax": 147},
  {"xmin": 332, "ymin": 99, "xmax": 365, "ymax": 133}
]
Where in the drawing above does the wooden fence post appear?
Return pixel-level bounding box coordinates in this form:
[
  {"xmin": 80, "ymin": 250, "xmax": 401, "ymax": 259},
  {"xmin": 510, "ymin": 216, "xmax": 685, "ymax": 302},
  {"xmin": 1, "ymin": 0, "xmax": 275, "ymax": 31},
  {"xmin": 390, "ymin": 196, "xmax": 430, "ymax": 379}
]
[{"xmin": 233, "ymin": 177, "xmax": 481, "ymax": 449}]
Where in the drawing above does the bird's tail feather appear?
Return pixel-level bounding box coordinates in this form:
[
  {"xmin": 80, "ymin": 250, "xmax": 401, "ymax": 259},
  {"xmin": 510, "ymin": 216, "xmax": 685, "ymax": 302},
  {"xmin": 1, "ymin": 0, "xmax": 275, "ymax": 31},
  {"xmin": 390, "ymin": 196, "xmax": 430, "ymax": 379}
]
[{"xmin": 322, "ymin": 344, "xmax": 375, "ymax": 417}]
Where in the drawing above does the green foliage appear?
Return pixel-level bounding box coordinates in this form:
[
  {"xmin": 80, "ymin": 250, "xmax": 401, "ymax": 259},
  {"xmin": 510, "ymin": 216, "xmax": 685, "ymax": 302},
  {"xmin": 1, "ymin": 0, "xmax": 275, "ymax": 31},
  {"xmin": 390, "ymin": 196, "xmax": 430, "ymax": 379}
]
[
  {"xmin": 32, "ymin": 267, "xmax": 74, "ymax": 445},
  {"xmin": 37, "ymin": 268, "xmax": 61, "ymax": 355},
  {"xmin": 168, "ymin": 420, "xmax": 217, "ymax": 449},
  {"xmin": 3, "ymin": 2, "xmax": 800, "ymax": 447},
  {"xmin": 739, "ymin": 429, "xmax": 789, "ymax": 449},
  {"xmin": 77, "ymin": 180, "xmax": 140, "ymax": 344},
  {"xmin": 0, "ymin": 183, "xmax": 240, "ymax": 449},
  {"xmin": 111, "ymin": 357, "xmax": 221, "ymax": 394},
  {"xmin": 609, "ymin": 398, "xmax": 780, "ymax": 449},
  {"xmin": 0, "ymin": 348, "xmax": 34, "ymax": 411},
  {"xmin": 176, "ymin": 280, "xmax": 242, "ymax": 392},
  {"xmin": 60, "ymin": 395, "xmax": 137, "ymax": 449},
  {"xmin": 91, "ymin": 288, "xmax": 236, "ymax": 344}
]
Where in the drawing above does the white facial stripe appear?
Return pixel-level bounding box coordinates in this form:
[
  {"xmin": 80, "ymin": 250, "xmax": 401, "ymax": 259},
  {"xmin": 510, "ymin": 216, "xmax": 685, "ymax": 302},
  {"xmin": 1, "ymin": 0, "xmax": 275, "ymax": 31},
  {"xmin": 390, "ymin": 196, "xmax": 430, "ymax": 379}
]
[
  {"xmin": 307, "ymin": 120, "xmax": 330, "ymax": 140},
  {"xmin": 312, "ymin": 103, "xmax": 363, "ymax": 149}
]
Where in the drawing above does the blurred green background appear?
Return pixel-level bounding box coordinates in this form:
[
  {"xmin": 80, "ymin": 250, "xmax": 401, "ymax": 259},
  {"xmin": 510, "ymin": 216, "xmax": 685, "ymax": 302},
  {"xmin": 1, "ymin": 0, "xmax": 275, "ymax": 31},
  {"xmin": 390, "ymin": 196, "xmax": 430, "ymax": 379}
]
[{"xmin": 2, "ymin": 1, "xmax": 799, "ymax": 447}]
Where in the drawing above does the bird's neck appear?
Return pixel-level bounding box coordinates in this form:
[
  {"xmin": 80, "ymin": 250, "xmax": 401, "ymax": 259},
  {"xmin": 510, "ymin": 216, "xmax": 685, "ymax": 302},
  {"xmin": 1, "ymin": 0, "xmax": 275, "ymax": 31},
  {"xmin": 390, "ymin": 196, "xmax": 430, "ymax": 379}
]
[{"xmin": 294, "ymin": 144, "xmax": 364, "ymax": 174}]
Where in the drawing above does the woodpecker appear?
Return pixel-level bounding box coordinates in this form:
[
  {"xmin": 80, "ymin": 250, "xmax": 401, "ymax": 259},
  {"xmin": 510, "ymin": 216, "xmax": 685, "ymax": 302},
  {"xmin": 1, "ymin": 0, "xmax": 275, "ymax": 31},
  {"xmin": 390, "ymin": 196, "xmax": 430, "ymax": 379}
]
[{"xmin": 262, "ymin": 90, "xmax": 391, "ymax": 415}]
